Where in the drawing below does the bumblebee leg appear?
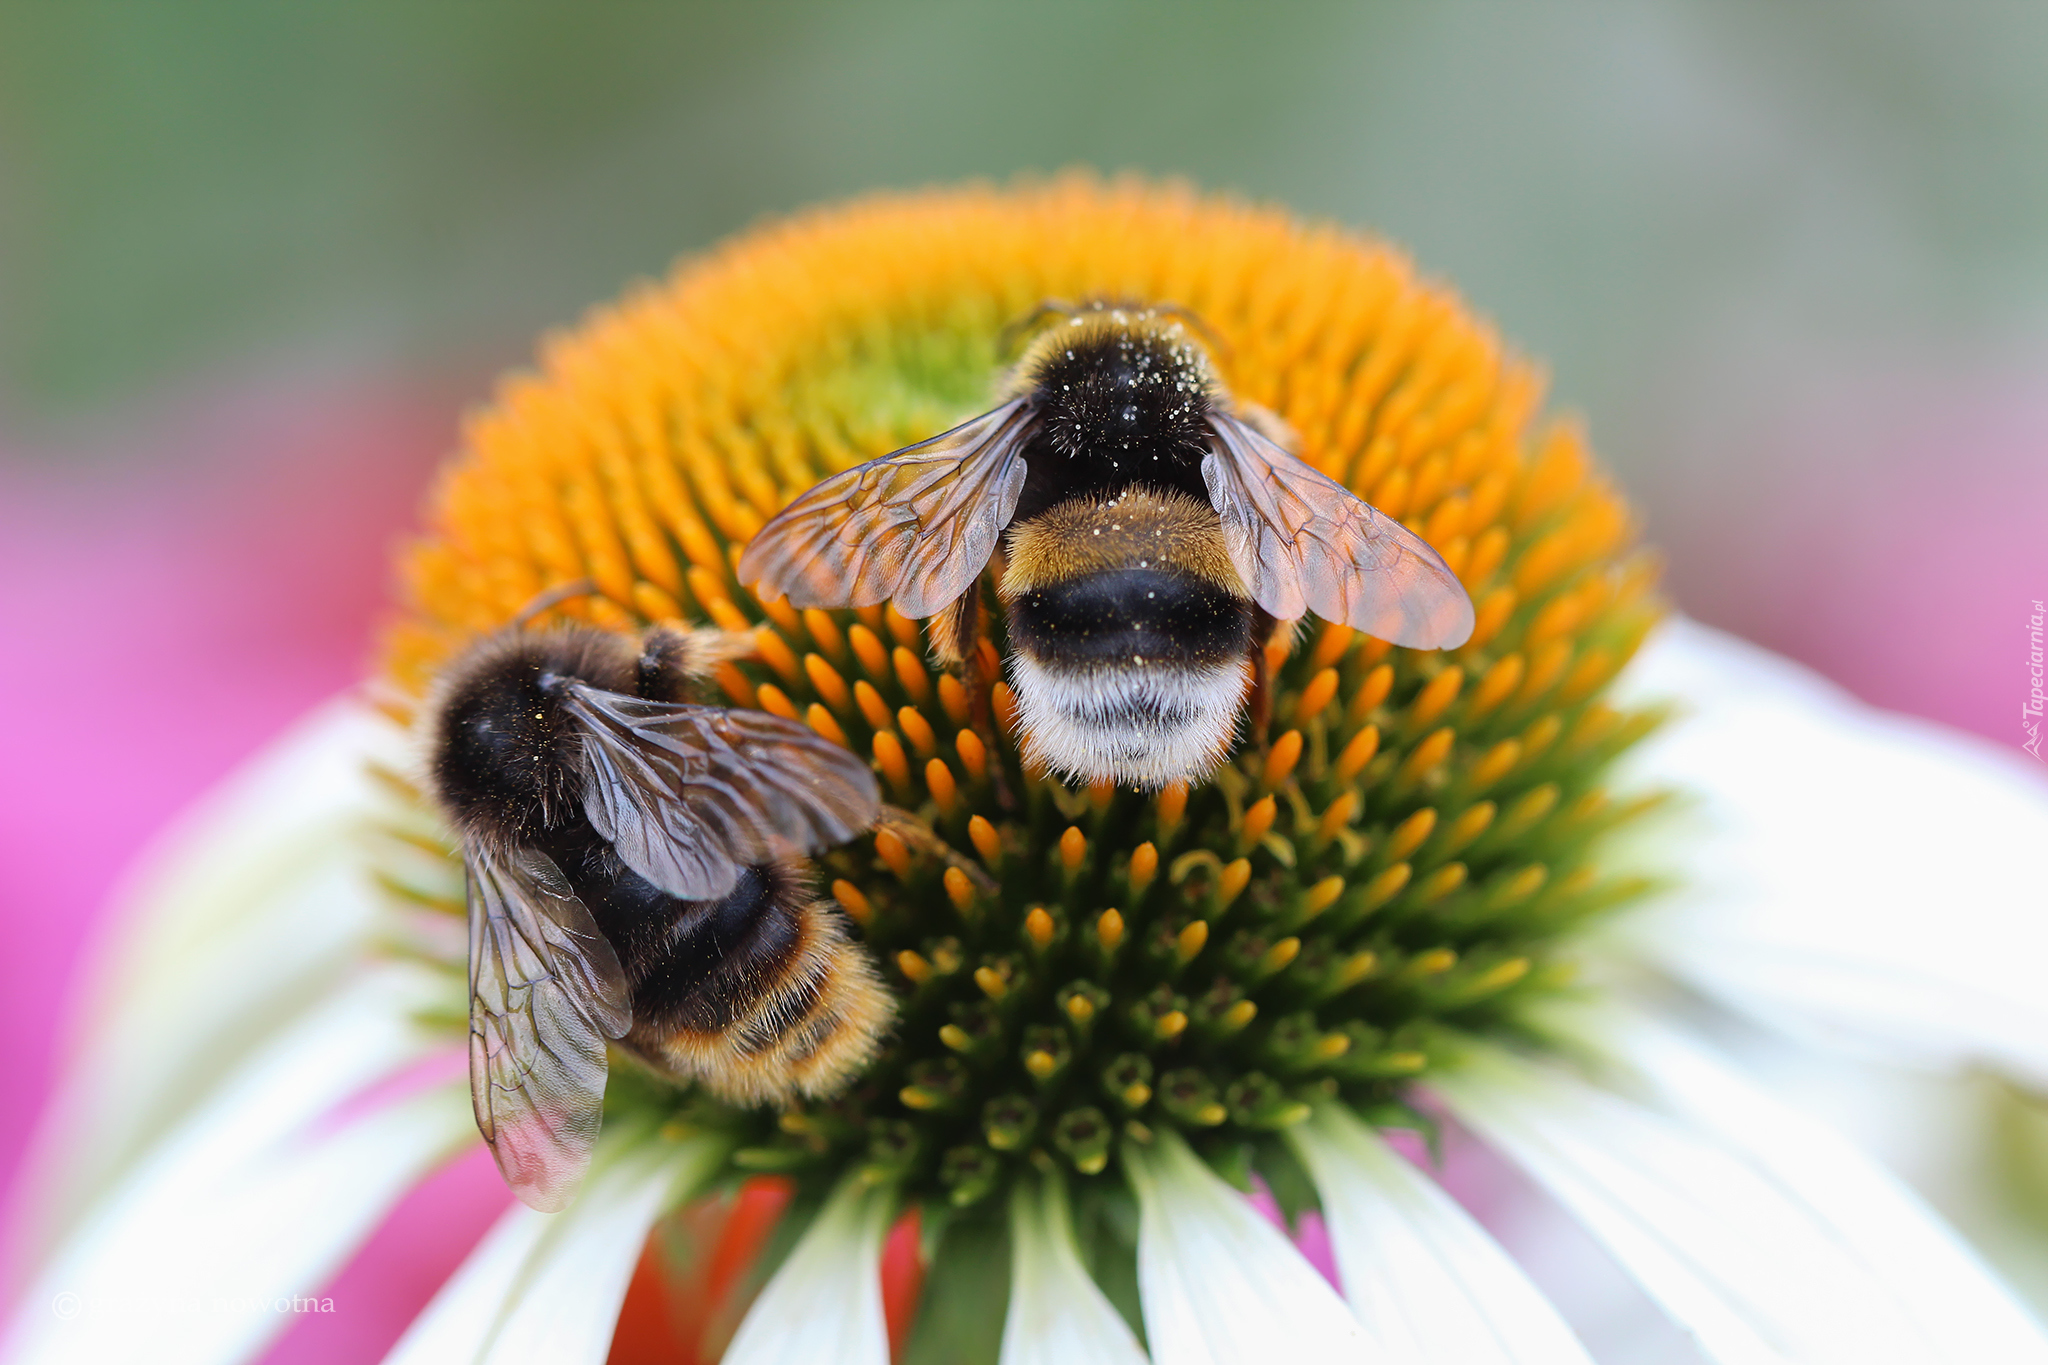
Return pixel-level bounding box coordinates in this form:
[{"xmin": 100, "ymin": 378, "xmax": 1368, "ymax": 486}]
[{"xmin": 1245, "ymin": 606, "xmax": 1283, "ymax": 749}]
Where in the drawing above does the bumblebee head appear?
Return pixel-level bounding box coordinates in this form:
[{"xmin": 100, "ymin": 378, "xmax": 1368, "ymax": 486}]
[{"xmin": 1015, "ymin": 310, "xmax": 1220, "ymax": 461}]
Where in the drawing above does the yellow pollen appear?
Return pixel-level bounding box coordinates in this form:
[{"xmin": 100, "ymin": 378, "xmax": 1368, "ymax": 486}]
[
  {"xmin": 974, "ymin": 966, "xmax": 1009, "ymax": 1000},
  {"xmin": 1024, "ymin": 906, "xmax": 1056, "ymax": 948},
  {"xmin": 896, "ymin": 950, "xmax": 932, "ymax": 984},
  {"xmin": 1332, "ymin": 951, "xmax": 1377, "ymax": 991},
  {"xmin": 1175, "ymin": 920, "xmax": 1209, "ymax": 962},
  {"xmin": 1156, "ymin": 1010, "xmax": 1189, "ymax": 1041},
  {"xmin": 1064, "ymin": 994, "xmax": 1096, "ymax": 1025},
  {"xmin": 1219, "ymin": 1000, "xmax": 1258, "ymax": 1032},
  {"xmin": 1026, "ymin": 1050, "xmax": 1060, "ymax": 1080},
  {"xmin": 939, "ymin": 1024, "xmax": 973, "ymax": 1053}
]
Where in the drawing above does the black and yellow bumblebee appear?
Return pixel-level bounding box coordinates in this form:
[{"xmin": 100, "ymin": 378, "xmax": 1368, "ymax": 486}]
[
  {"xmin": 423, "ymin": 622, "xmax": 887, "ymax": 1210},
  {"xmin": 739, "ymin": 304, "xmax": 1475, "ymax": 787}
]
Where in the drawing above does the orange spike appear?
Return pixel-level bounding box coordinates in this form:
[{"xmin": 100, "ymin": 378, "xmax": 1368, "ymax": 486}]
[
  {"xmin": 714, "ymin": 662, "xmax": 757, "ymax": 708},
  {"xmin": 1060, "ymin": 826, "xmax": 1087, "ymax": 873},
  {"xmin": 831, "ymin": 879, "xmax": 872, "ymax": 926},
  {"xmin": 1335, "ymin": 724, "xmax": 1381, "ymax": 781},
  {"xmin": 1129, "ymin": 841, "xmax": 1159, "ymax": 895},
  {"xmin": 1242, "ymin": 795, "xmax": 1277, "ymax": 846},
  {"xmin": 1262, "ymin": 731, "xmax": 1304, "ymax": 788},
  {"xmin": 943, "ymin": 867, "xmax": 975, "ymax": 913},
  {"xmin": 755, "ymin": 684, "xmax": 800, "ymax": 722},
  {"xmin": 806, "ymin": 703, "xmax": 849, "ymax": 748},
  {"xmin": 801, "ymin": 608, "xmax": 845, "ymax": 662},
  {"xmin": 1316, "ymin": 790, "xmax": 1359, "ymax": 841},
  {"xmin": 1309, "ymin": 622, "xmax": 1355, "ymax": 670},
  {"xmin": 885, "ymin": 603, "xmax": 922, "ymax": 650},
  {"xmin": 853, "ymin": 679, "xmax": 895, "ymax": 732},
  {"xmin": 873, "ymin": 730, "xmax": 912, "ymax": 794},
  {"xmin": 1408, "ymin": 667, "xmax": 1464, "ymax": 731},
  {"xmin": 754, "ymin": 628, "xmax": 803, "ymax": 685},
  {"xmin": 804, "ymin": 653, "xmax": 851, "ymax": 713},
  {"xmin": 848, "ymin": 623, "xmax": 890, "ymax": 679},
  {"xmin": 1467, "ymin": 654, "xmax": 1525, "ymax": 719},
  {"xmin": 892, "ymin": 646, "xmax": 932, "ymax": 703},
  {"xmin": 937, "ymin": 674, "xmax": 971, "ymax": 727},
  {"xmin": 992, "ymin": 681, "xmax": 1020, "ymax": 735},
  {"xmin": 926, "ymin": 758, "xmax": 959, "ymax": 815},
  {"xmin": 898, "ymin": 706, "xmax": 938, "ymax": 758},
  {"xmin": 1346, "ymin": 663, "xmax": 1394, "ymax": 724},
  {"xmin": 1024, "ymin": 906, "xmax": 1056, "ymax": 949},
  {"xmin": 955, "ymin": 728, "xmax": 989, "ymax": 783},
  {"xmin": 1383, "ymin": 808, "xmax": 1437, "ymax": 863},
  {"xmin": 968, "ymin": 815, "xmax": 1002, "ymax": 866},
  {"xmin": 1218, "ymin": 858, "xmax": 1251, "ymax": 905},
  {"xmin": 1293, "ymin": 668, "xmax": 1340, "ymax": 723},
  {"xmin": 1396, "ymin": 726, "xmax": 1456, "ymax": 786},
  {"xmin": 875, "ymin": 827, "xmax": 913, "ymax": 879},
  {"xmin": 1157, "ymin": 782, "xmax": 1189, "ymax": 832}
]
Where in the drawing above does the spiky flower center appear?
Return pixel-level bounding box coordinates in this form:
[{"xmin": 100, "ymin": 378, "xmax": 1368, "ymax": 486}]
[{"xmin": 373, "ymin": 179, "xmax": 1664, "ymax": 1226}]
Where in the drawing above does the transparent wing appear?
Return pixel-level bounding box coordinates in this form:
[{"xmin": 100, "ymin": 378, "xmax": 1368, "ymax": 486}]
[
  {"xmin": 1203, "ymin": 412, "xmax": 1475, "ymax": 648},
  {"xmin": 563, "ymin": 684, "xmax": 881, "ymax": 901},
  {"xmin": 465, "ymin": 844, "xmax": 632, "ymax": 1213},
  {"xmin": 736, "ymin": 399, "xmax": 1034, "ymax": 618}
]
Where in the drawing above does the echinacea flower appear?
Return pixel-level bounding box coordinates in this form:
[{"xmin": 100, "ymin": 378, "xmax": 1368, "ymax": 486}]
[{"xmin": 10, "ymin": 178, "xmax": 2048, "ymax": 1365}]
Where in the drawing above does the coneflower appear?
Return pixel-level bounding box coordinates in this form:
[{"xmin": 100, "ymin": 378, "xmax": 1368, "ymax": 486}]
[{"xmin": 11, "ymin": 178, "xmax": 2047, "ymax": 1365}]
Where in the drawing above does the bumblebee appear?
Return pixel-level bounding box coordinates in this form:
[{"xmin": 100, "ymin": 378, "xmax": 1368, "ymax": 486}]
[
  {"xmin": 738, "ymin": 304, "xmax": 1475, "ymax": 787},
  {"xmin": 423, "ymin": 623, "xmax": 887, "ymax": 1210}
]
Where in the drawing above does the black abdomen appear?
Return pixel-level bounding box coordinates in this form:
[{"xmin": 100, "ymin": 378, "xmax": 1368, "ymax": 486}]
[{"xmin": 1007, "ymin": 566, "xmax": 1252, "ymax": 671}]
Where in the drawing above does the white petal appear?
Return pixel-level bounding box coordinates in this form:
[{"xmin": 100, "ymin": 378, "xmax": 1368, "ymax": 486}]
[
  {"xmin": 384, "ymin": 1134, "xmax": 724, "ymax": 1365},
  {"xmin": 1608, "ymin": 618, "xmax": 2048, "ymax": 1086},
  {"xmin": 1600, "ymin": 1012, "xmax": 2048, "ymax": 1362},
  {"xmin": 1288, "ymin": 1104, "xmax": 1593, "ymax": 1364},
  {"xmin": 4, "ymin": 972, "xmax": 468, "ymax": 1365},
  {"xmin": 720, "ymin": 1174, "xmax": 895, "ymax": 1365},
  {"xmin": 1001, "ymin": 1177, "xmax": 1149, "ymax": 1365},
  {"xmin": 1439, "ymin": 1045, "xmax": 1960, "ymax": 1364},
  {"xmin": 24, "ymin": 699, "xmax": 422, "ymax": 1249},
  {"xmin": 1125, "ymin": 1130, "xmax": 1378, "ymax": 1365}
]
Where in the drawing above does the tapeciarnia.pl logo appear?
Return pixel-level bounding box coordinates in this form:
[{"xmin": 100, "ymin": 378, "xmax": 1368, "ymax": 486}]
[{"xmin": 2025, "ymin": 598, "xmax": 2044, "ymax": 760}]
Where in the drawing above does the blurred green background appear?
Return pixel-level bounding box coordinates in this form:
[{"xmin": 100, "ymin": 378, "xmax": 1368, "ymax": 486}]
[{"xmin": 5, "ymin": 1, "xmax": 2045, "ymax": 452}]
